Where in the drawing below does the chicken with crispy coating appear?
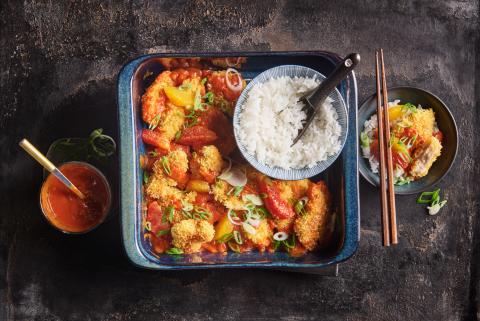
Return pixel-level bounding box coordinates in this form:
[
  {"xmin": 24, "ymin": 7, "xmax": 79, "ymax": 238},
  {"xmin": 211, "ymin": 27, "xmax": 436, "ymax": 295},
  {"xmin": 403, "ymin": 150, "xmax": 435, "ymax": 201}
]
[
  {"xmin": 170, "ymin": 219, "xmax": 215, "ymax": 253},
  {"xmin": 190, "ymin": 145, "xmax": 223, "ymax": 183},
  {"xmin": 294, "ymin": 181, "xmax": 332, "ymax": 251}
]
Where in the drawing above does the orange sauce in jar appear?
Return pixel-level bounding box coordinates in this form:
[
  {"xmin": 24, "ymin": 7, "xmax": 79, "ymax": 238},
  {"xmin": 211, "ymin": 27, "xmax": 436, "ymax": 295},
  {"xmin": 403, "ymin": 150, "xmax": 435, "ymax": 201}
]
[{"xmin": 40, "ymin": 162, "xmax": 111, "ymax": 233}]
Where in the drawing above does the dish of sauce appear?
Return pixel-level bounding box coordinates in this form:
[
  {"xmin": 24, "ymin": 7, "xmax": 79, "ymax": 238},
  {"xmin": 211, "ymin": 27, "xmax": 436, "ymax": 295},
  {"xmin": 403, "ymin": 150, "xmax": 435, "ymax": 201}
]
[{"xmin": 40, "ymin": 162, "xmax": 111, "ymax": 233}]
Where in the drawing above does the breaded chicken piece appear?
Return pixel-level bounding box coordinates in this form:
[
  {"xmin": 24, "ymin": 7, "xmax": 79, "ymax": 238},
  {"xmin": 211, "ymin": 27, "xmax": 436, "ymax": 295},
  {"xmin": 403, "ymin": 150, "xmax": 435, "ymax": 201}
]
[
  {"xmin": 190, "ymin": 145, "xmax": 223, "ymax": 183},
  {"xmin": 410, "ymin": 136, "xmax": 442, "ymax": 178},
  {"xmin": 141, "ymin": 71, "xmax": 174, "ymax": 124},
  {"xmin": 157, "ymin": 103, "xmax": 185, "ymax": 141},
  {"xmin": 409, "ymin": 108, "xmax": 435, "ymax": 140},
  {"xmin": 153, "ymin": 150, "xmax": 189, "ymax": 176},
  {"xmin": 211, "ymin": 180, "xmax": 248, "ymax": 210},
  {"xmin": 294, "ymin": 181, "xmax": 331, "ymax": 251},
  {"xmin": 274, "ymin": 180, "xmax": 310, "ymax": 233},
  {"xmin": 146, "ymin": 176, "xmax": 183, "ymax": 204},
  {"xmin": 170, "ymin": 219, "xmax": 215, "ymax": 253},
  {"xmin": 243, "ymin": 219, "xmax": 273, "ymax": 250},
  {"xmin": 276, "ymin": 180, "xmax": 310, "ymax": 203},
  {"xmin": 153, "ymin": 149, "xmax": 189, "ymax": 188}
]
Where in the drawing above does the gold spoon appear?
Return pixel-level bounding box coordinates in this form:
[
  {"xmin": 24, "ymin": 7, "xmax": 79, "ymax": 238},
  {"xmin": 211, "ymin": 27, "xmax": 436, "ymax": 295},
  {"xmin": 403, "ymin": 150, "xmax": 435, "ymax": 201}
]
[{"xmin": 19, "ymin": 139, "xmax": 86, "ymax": 200}]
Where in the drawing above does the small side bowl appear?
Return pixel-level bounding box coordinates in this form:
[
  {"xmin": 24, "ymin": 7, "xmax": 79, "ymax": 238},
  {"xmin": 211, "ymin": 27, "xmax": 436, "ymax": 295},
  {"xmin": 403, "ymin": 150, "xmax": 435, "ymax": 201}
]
[
  {"xmin": 233, "ymin": 65, "xmax": 348, "ymax": 180},
  {"xmin": 358, "ymin": 86, "xmax": 458, "ymax": 194},
  {"xmin": 40, "ymin": 161, "xmax": 112, "ymax": 234}
]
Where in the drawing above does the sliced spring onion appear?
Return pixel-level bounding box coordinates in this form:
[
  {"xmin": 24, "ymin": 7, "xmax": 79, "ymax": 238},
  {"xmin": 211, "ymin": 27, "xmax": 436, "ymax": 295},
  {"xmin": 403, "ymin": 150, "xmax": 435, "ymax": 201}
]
[
  {"xmin": 417, "ymin": 188, "xmax": 440, "ymax": 204},
  {"xmin": 242, "ymin": 222, "xmax": 257, "ymax": 235},
  {"xmin": 201, "ymin": 77, "xmax": 207, "ymax": 85},
  {"xmin": 246, "ymin": 217, "xmax": 260, "ymax": 228},
  {"xmin": 294, "ymin": 198, "xmax": 307, "ymax": 216},
  {"xmin": 161, "ymin": 156, "xmax": 171, "ymax": 175},
  {"xmin": 227, "ymin": 209, "xmax": 242, "ymax": 225},
  {"xmin": 148, "ymin": 150, "xmax": 159, "ymax": 157},
  {"xmin": 156, "ymin": 229, "xmax": 170, "ymax": 237},
  {"xmin": 174, "ymin": 130, "xmax": 182, "ymax": 141},
  {"xmin": 149, "ymin": 114, "xmax": 161, "ymax": 130},
  {"xmin": 165, "ymin": 247, "xmax": 183, "ymax": 255},
  {"xmin": 227, "ymin": 241, "xmax": 241, "ymax": 253},
  {"xmin": 427, "ymin": 200, "xmax": 447, "ymax": 215},
  {"xmin": 167, "ymin": 206, "xmax": 175, "ymax": 223},
  {"xmin": 217, "ymin": 232, "xmax": 233, "ymax": 243},
  {"xmin": 273, "ymin": 231, "xmax": 288, "ymax": 241},
  {"xmin": 283, "ymin": 234, "xmax": 296, "ymax": 249},
  {"xmin": 143, "ymin": 171, "xmax": 150, "ymax": 184},
  {"xmin": 360, "ymin": 132, "xmax": 370, "ymax": 148},
  {"xmin": 193, "ymin": 88, "xmax": 204, "ymax": 111},
  {"xmin": 395, "ymin": 176, "xmax": 412, "ymax": 186},
  {"xmin": 233, "ymin": 231, "xmax": 243, "ymax": 245},
  {"xmin": 89, "ymin": 128, "xmax": 116, "ymax": 158},
  {"xmin": 203, "ymin": 91, "xmax": 215, "ymax": 104},
  {"xmin": 402, "ymin": 102, "xmax": 417, "ymax": 113},
  {"xmin": 233, "ymin": 185, "xmax": 244, "ymax": 197},
  {"xmin": 226, "ymin": 57, "xmax": 241, "ymax": 67},
  {"xmin": 225, "ymin": 68, "xmax": 243, "ymax": 92},
  {"xmin": 145, "ymin": 221, "xmax": 152, "ymax": 231},
  {"xmin": 254, "ymin": 207, "xmax": 270, "ymax": 218},
  {"xmin": 218, "ymin": 167, "xmax": 247, "ymax": 187},
  {"xmin": 242, "ymin": 194, "xmax": 263, "ymax": 206}
]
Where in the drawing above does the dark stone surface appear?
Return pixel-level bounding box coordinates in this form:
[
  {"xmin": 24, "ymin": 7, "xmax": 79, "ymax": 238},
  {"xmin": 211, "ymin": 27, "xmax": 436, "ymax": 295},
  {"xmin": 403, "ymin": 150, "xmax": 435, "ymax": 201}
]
[{"xmin": 0, "ymin": 1, "xmax": 479, "ymax": 320}]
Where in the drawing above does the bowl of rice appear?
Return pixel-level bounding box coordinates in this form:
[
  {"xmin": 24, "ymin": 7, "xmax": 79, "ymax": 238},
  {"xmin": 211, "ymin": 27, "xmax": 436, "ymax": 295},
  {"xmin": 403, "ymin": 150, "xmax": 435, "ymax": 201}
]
[{"xmin": 233, "ymin": 65, "xmax": 348, "ymax": 180}]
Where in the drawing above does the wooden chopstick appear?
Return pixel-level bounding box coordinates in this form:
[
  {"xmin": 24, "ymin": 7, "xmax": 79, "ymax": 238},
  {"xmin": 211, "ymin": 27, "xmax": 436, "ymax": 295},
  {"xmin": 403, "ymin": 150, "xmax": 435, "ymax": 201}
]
[
  {"xmin": 379, "ymin": 49, "xmax": 398, "ymax": 245},
  {"xmin": 375, "ymin": 50, "xmax": 391, "ymax": 246}
]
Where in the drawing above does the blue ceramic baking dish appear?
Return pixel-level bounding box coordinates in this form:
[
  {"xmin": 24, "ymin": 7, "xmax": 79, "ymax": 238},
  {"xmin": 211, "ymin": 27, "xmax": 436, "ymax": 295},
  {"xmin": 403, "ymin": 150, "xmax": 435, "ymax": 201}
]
[{"xmin": 117, "ymin": 52, "xmax": 360, "ymax": 270}]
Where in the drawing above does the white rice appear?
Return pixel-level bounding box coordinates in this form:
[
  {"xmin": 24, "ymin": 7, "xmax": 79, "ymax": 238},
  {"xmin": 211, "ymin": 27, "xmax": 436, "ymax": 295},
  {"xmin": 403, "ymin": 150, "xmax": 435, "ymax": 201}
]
[{"xmin": 237, "ymin": 76, "xmax": 342, "ymax": 169}]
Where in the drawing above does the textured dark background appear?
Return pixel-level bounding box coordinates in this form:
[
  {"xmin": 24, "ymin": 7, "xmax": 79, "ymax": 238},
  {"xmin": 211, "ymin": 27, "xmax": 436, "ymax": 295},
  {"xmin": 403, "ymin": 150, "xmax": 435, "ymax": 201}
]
[{"xmin": 0, "ymin": 1, "xmax": 479, "ymax": 320}]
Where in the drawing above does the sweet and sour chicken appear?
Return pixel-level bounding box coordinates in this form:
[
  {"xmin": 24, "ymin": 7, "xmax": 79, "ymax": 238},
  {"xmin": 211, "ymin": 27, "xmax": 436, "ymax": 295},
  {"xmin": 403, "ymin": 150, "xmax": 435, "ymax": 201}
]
[{"xmin": 141, "ymin": 58, "xmax": 335, "ymax": 256}]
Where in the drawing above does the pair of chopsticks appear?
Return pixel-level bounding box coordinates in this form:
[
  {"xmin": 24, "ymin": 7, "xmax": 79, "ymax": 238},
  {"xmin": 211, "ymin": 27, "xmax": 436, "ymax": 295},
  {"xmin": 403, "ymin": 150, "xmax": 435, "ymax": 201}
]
[{"xmin": 375, "ymin": 49, "xmax": 398, "ymax": 246}]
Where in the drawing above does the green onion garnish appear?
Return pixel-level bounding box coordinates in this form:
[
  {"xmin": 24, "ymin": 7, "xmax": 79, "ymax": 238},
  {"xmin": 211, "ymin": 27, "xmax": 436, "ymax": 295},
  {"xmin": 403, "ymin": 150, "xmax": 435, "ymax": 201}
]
[
  {"xmin": 417, "ymin": 188, "xmax": 440, "ymax": 204},
  {"xmin": 203, "ymin": 92, "xmax": 215, "ymax": 105},
  {"xmin": 402, "ymin": 102, "xmax": 417, "ymax": 113},
  {"xmin": 163, "ymin": 205, "xmax": 174, "ymax": 223},
  {"xmin": 193, "ymin": 88, "xmax": 204, "ymax": 111},
  {"xmin": 233, "ymin": 231, "xmax": 243, "ymax": 245},
  {"xmin": 294, "ymin": 199, "xmax": 307, "ymax": 216},
  {"xmin": 360, "ymin": 132, "xmax": 370, "ymax": 148},
  {"xmin": 227, "ymin": 241, "xmax": 241, "ymax": 253},
  {"xmin": 201, "ymin": 77, "xmax": 207, "ymax": 85},
  {"xmin": 217, "ymin": 232, "xmax": 233, "ymax": 243},
  {"xmin": 161, "ymin": 156, "xmax": 171, "ymax": 175},
  {"xmin": 143, "ymin": 171, "xmax": 149, "ymax": 184},
  {"xmin": 174, "ymin": 130, "xmax": 182, "ymax": 141},
  {"xmin": 148, "ymin": 150, "xmax": 159, "ymax": 157},
  {"xmin": 89, "ymin": 128, "xmax": 116, "ymax": 158},
  {"xmin": 165, "ymin": 247, "xmax": 183, "ymax": 255},
  {"xmin": 156, "ymin": 229, "xmax": 170, "ymax": 237},
  {"xmin": 145, "ymin": 221, "xmax": 152, "ymax": 231},
  {"xmin": 233, "ymin": 186, "xmax": 244, "ymax": 197},
  {"xmin": 148, "ymin": 114, "xmax": 161, "ymax": 130}
]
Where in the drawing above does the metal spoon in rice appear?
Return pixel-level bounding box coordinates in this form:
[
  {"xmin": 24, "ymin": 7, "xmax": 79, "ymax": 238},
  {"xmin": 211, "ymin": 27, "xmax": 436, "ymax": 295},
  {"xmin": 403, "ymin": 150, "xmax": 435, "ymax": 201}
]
[{"xmin": 291, "ymin": 53, "xmax": 360, "ymax": 146}]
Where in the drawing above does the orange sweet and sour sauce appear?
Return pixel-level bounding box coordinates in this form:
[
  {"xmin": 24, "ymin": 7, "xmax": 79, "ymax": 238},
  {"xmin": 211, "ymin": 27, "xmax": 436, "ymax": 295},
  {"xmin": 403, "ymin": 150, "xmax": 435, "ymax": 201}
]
[{"xmin": 40, "ymin": 162, "xmax": 111, "ymax": 233}]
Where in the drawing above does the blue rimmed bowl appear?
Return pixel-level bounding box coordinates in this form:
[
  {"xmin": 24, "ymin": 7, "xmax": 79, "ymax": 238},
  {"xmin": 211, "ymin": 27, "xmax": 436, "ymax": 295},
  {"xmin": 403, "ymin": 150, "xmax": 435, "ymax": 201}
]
[
  {"xmin": 233, "ymin": 65, "xmax": 348, "ymax": 180},
  {"xmin": 117, "ymin": 52, "xmax": 360, "ymax": 271},
  {"xmin": 358, "ymin": 86, "xmax": 458, "ymax": 194}
]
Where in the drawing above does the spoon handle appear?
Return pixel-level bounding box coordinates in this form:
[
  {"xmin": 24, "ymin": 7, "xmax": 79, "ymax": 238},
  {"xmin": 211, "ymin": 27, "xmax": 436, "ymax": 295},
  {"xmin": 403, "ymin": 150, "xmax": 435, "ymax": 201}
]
[
  {"xmin": 19, "ymin": 139, "xmax": 86, "ymax": 199},
  {"xmin": 19, "ymin": 139, "xmax": 56, "ymax": 172},
  {"xmin": 309, "ymin": 53, "xmax": 361, "ymax": 107}
]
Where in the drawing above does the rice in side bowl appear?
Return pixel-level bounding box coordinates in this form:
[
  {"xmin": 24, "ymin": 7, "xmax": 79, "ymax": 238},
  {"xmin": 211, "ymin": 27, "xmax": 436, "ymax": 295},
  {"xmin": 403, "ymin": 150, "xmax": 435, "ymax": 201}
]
[{"xmin": 237, "ymin": 76, "xmax": 342, "ymax": 170}]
